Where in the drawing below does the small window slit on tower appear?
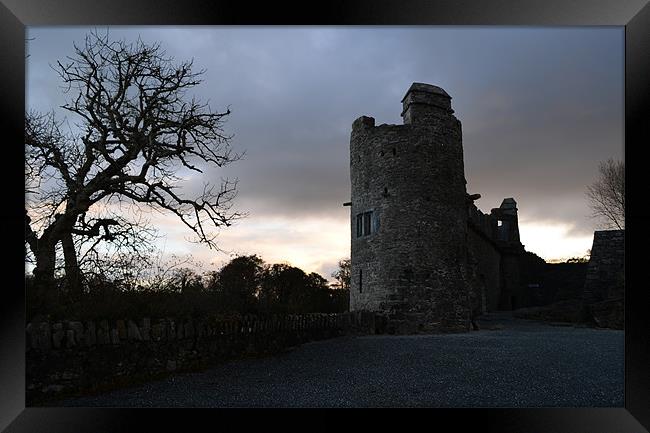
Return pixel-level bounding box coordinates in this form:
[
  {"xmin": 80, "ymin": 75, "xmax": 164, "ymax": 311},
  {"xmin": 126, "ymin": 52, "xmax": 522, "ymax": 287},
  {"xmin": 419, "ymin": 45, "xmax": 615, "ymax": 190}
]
[{"xmin": 359, "ymin": 269, "xmax": 363, "ymax": 293}]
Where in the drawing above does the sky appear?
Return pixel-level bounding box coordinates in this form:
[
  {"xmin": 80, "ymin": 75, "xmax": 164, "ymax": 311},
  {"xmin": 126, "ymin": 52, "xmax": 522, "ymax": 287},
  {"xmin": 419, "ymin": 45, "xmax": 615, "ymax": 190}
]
[{"xmin": 26, "ymin": 26, "xmax": 624, "ymax": 280}]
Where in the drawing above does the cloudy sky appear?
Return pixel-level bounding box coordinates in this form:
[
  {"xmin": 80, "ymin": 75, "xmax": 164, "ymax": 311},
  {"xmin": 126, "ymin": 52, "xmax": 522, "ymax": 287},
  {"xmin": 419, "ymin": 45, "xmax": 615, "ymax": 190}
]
[{"xmin": 26, "ymin": 26, "xmax": 624, "ymax": 279}]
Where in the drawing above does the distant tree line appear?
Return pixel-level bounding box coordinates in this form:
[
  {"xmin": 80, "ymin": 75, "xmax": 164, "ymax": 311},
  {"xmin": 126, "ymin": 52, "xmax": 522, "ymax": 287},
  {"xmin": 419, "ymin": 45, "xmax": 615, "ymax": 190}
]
[
  {"xmin": 26, "ymin": 254, "xmax": 350, "ymax": 322},
  {"xmin": 208, "ymin": 255, "xmax": 349, "ymax": 315}
]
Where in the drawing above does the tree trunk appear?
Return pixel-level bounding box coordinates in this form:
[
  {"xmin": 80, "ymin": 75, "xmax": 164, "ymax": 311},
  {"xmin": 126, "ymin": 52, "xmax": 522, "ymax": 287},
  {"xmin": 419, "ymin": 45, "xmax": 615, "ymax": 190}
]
[
  {"xmin": 62, "ymin": 232, "xmax": 82, "ymax": 300},
  {"xmin": 32, "ymin": 237, "xmax": 57, "ymax": 312}
]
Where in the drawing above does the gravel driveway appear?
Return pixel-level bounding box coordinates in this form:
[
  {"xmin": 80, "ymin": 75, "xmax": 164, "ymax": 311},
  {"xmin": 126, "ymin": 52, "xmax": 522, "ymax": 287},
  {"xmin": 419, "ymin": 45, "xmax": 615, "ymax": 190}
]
[{"xmin": 55, "ymin": 313, "xmax": 624, "ymax": 407}]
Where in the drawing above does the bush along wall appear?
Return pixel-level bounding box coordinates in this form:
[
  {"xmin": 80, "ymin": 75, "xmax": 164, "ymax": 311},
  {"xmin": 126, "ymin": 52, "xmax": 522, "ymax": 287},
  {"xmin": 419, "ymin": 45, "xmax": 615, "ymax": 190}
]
[{"xmin": 26, "ymin": 311, "xmax": 378, "ymax": 405}]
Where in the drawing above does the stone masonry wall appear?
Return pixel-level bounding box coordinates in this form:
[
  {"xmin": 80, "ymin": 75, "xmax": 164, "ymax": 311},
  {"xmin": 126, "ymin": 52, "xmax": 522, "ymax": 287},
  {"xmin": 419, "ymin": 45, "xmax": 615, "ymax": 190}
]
[
  {"xmin": 467, "ymin": 226, "xmax": 501, "ymax": 312},
  {"xmin": 467, "ymin": 199, "xmax": 531, "ymax": 312},
  {"xmin": 581, "ymin": 229, "xmax": 624, "ymax": 328},
  {"xmin": 582, "ymin": 230, "xmax": 625, "ymax": 303},
  {"xmin": 26, "ymin": 312, "xmax": 377, "ymax": 405}
]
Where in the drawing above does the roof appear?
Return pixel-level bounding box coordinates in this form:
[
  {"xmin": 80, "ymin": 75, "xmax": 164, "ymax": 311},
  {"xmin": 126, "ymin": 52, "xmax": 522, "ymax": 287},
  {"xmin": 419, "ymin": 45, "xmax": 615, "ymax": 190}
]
[{"xmin": 401, "ymin": 82, "xmax": 451, "ymax": 102}]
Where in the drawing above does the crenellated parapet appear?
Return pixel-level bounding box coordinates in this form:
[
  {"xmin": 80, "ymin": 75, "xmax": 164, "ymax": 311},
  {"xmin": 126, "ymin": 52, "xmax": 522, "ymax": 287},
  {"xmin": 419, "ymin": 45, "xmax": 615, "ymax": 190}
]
[{"xmin": 467, "ymin": 199, "xmax": 498, "ymax": 243}]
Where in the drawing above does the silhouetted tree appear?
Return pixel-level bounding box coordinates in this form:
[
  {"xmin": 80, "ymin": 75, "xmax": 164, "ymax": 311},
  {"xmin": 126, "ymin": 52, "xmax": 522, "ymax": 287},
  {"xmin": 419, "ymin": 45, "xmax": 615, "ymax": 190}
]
[
  {"xmin": 25, "ymin": 31, "xmax": 242, "ymax": 303},
  {"xmin": 586, "ymin": 158, "xmax": 624, "ymax": 230},
  {"xmin": 208, "ymin": 255, "xmax": 264, "ymax": 313},
  {"xmin": 255, "ymin": 264, "xmax": 330, "ymax": 313},
  {"xmin": 331, "ymin": 258, "xmax": 350, "ymax": 290},
  {"xmin": 259, "ymin": 264, "xmax": 304, "ymax": 313}
]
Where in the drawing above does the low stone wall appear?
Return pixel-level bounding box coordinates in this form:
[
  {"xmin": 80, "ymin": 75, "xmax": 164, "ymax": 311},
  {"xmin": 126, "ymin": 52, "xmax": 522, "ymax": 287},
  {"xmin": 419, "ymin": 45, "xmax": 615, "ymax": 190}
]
[{"xmin": 26, "ymin": 311, "xmax": 378, "ymax": 405}]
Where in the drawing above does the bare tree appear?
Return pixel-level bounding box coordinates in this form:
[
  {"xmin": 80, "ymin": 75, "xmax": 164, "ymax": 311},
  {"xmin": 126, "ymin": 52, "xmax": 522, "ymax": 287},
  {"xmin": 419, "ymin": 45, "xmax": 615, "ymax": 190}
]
[
  {"xmin": 586, "ymin": 158, "xmax": 625, "ymax": 230},
  {"xmin": 74, "ymin": 210, "xmax": 160, "ymax": 284},
  {"xmin": 25, "ymin": 31, "xmax": 243, "ymax": 300},
  {"xmin": 331, "ymin": 258, "xmax": 350, "ymax": 290}
]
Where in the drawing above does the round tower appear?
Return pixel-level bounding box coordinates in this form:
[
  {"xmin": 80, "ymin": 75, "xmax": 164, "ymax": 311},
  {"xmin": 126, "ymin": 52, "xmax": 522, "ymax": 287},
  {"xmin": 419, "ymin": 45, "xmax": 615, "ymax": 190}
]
[{"xmin": 349, "ymin": 83, "xmax": 472, "ymax": 333}]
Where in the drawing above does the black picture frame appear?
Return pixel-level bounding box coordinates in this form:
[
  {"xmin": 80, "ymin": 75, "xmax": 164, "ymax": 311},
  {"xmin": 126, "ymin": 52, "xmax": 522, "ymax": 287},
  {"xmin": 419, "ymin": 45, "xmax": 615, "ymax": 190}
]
[{"xmin": 1, "ymin": 0, "xmax": 649, "ymax": 431}]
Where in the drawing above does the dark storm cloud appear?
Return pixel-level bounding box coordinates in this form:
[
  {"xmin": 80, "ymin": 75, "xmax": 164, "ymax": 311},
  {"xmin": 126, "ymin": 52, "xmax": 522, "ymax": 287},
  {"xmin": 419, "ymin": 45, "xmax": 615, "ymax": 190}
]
[{"xmin": 27, "ymin": 26, "xmax": 623, "ymax": 261}]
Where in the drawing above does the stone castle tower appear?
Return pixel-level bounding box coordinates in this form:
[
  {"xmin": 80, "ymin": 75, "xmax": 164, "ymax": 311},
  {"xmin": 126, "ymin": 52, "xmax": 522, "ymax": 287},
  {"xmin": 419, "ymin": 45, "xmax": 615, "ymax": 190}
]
[{"xmin": 349, "ymin": 83, "xmax": 474, "ymax": 333}]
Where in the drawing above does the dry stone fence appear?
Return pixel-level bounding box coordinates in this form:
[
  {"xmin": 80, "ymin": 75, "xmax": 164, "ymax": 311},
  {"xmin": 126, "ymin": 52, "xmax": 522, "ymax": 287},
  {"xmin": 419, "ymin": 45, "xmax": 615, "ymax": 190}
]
[{"xmin": 26, "ymin": 312, "xmax": 377, "ymax": 404}]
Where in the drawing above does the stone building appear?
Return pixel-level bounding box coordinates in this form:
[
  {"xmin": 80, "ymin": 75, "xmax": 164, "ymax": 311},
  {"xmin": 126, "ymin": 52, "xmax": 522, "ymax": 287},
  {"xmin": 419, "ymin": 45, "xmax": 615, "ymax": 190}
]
[
  {"xmin": 348, "ymin": 83, "xmax": 528, "ymax": 333},
  {"xmin": 580, "ymin": 229, "xmax": 624, "ymax": 328}
]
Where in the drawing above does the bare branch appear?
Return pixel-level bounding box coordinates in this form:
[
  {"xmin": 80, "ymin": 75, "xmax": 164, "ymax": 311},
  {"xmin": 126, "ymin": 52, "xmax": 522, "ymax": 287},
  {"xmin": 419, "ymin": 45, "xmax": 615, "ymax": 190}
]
[
  {"xmin": 586, "ymin": 159, "xmax": 624, "ymax": 230},
  {"xmin": 26, "ymin": 31, "xmax": 244, "ymax": 290}
]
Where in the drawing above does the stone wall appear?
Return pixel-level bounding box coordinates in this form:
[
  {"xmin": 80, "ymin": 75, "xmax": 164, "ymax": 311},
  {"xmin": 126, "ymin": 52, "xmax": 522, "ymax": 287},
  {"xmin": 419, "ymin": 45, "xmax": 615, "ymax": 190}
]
[
  {"xmin": 467, "ymin": 199, "xmax": 529, "ymax": 312},
  {"xmin": 26, "ymin": 312, "xmax": 377, "ymax": 405},
  {"xmin": 582, "ymin": 230, "xmax": 625, "ymax": 304},
  {"xmin": 516, "ymin": 230, "xmax": 624, "ymax": 328},
  {"xmin": 581, "ymin": 230, "xmax": 624, "ymax": 328},
  {"xmin": 467, "ymin": 202, "xmax": 499, "ymax": 242},
  {"xmin": 467, "ymin": 225, "xmax": 501, "ymax": 312}
]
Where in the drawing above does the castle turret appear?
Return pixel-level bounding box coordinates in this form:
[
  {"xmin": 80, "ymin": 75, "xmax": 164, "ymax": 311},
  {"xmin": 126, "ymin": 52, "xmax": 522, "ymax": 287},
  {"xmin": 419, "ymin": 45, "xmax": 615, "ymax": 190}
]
[
  {"xmin": 401, "ymin": 82, "xmax": 453, "ymax": 125},
  {"xmin": 490, "ymin": 198, "xmax": 524, "ymax": 309},
  {"xmin": 349, "ymin": 83, "xmax": 472, "ymax": 333},
  {"xmin": 492, "ymin": 198, "xmax": 521, "ymax": 244}
]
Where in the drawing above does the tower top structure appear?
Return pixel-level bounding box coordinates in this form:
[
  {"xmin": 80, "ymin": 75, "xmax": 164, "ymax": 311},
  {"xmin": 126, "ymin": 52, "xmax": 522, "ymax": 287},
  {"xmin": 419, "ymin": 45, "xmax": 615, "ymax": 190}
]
[{"xmin": 401, "ymin": 82, "xmax": 454, "ymax": 124}]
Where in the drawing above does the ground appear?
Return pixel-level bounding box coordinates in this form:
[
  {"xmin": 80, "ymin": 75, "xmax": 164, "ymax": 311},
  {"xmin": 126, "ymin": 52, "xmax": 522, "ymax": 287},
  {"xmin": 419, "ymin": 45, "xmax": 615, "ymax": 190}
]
[{"xmin": 53, "ymin": 313, "xmax": 623, "ymax": 407}]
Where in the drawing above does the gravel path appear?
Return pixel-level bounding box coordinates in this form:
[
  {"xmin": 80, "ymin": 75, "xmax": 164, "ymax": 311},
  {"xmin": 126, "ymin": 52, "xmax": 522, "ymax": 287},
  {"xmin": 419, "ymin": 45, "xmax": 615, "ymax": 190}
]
[{"xmin": 56, "ymin": 313, "xmax": 624, "ymax": 407}]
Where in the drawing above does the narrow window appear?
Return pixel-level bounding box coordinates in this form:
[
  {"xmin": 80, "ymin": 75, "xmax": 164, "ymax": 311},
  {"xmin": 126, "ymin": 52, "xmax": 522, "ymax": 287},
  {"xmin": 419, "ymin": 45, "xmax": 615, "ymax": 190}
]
[
  {"xmin": 356, "ymin": 214, "xmax": 363, "ymax": 237},
  {"xmin": 363, "ymin": 212, "xmax": 371, "ymax": 236},
  {"xmin": 356, "ymin": 211, "xmax": 375, "ymax": 237},
  {"xmin": 359, "ymin": 269, "xmax": 363, "ymax": 293},
  {"xmin": 392, "ymin": 148, "xmax": 396, "ymax": 156}
]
